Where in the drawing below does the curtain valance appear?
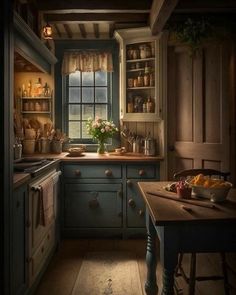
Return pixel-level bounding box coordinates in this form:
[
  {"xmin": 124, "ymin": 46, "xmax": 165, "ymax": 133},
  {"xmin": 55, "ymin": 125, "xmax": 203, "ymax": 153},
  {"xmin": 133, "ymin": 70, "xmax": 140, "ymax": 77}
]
[{"xmin": 61, "ymin": 51, "xmax": 113, "ymax": 75}]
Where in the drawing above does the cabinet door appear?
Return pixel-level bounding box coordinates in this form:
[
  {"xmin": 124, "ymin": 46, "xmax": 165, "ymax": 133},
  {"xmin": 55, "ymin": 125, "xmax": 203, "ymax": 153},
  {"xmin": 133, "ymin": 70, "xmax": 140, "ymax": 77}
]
[
  {"xmin": 64, "ymin": 183, "xmax": 122, "ymax": 228},
  {"xmin": 12, "ymin": 185, "xmax": 28, "ymax": 295},
  {"xmin": 126, "ymin": 180, "xmax": 145, "ymax": 228}
]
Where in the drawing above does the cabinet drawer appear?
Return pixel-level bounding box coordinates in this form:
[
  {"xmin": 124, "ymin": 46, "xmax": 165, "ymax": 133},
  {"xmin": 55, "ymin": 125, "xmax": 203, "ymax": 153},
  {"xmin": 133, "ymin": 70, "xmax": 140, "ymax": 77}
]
[
  {"xmin": 126, "ymin": 165, "xmax": 156, "ymax": 179},
  {"xmin": 126, "ymin": 180, "xmax": 145, "ymax": 228},
  {"xmin": 29, "ymin": 224, "xmax": 55, "ymax": 286},
  {"xmin": 63, "ymin": 164, "xmax": 122, "ymax": 179},
  {"xmin": 64, "ymin": 183, "xmax": 123, "ymax": 228}
]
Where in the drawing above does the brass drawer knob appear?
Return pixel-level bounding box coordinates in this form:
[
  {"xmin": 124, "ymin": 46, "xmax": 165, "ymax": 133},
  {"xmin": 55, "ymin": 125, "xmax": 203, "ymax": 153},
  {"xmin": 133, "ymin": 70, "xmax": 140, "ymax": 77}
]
[
  {"xmin": 139, "ymin": 209, "xmax": 145, "ymax": 217},
  {"xmin": 128, "ymin": 198, "xmax": 136, "ymax": 208},
  {"xmin": 117, "ymin": 190, "xmax": 123, "ymax": 198},
  {"xmin": 139, "ymin": 169, "xmax": 145, "ymax": 176},
  {"xmin": 126, "ymin": 180, "xmax": 133, "ymax": 187},
  {"xmin": 105, "ymin": 169, "xmax": 112, "ymax": 176},
  {"xmin": 75, "ymin": 169, "xmax": 81, "ymax": 176},
  {"xmin": 89, "ymin": 198, "xmax": 99, "ymax": 209}
]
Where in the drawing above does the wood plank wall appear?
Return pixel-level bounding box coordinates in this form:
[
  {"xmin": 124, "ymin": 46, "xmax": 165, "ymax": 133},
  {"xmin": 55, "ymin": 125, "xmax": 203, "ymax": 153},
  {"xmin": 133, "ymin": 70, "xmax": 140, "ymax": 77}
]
[{"xmin": 120, "ymin": 121, "xmax": 162, "ymax": 154}]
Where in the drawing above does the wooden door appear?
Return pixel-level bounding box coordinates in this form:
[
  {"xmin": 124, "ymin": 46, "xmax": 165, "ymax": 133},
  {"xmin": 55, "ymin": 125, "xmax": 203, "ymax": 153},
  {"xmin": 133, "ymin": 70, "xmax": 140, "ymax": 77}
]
[{"xmin": 167, "ymin": 44, "xmax": 231, "ymax": 180}]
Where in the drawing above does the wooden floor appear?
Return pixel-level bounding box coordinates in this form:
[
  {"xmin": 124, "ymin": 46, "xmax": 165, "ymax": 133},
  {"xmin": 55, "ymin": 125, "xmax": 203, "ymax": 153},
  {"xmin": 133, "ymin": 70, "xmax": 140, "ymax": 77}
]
[{"xmin": 34, "ymin": 239, "xmax": 236, "ymax": 295}]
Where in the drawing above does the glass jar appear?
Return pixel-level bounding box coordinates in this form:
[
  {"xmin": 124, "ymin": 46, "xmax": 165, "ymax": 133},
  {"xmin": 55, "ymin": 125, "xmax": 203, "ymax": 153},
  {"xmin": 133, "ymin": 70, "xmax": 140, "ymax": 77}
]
[{"xmin": 137, "ymin": 72, "xmax": 144, "ymax": 87}]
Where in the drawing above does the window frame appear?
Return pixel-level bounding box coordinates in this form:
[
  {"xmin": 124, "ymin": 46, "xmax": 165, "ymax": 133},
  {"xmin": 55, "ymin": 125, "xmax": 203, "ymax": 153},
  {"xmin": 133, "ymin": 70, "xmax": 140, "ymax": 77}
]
[
  {"xmin": 64, "ymin": 71, "xmax": 113, "ymax": 144},
  {"xmin": 55, "ymin": 40, "xmax": 120, "ymax": 152}
]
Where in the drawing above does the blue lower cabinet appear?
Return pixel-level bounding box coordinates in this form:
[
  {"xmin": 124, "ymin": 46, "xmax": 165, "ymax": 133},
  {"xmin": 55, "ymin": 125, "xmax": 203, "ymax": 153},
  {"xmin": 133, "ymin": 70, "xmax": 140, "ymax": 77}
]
[
  {"xmin": 126, "ymin": 180, "xmax": 145, "ymax": 228},
  {"xmin": 64, "ymin": 183, "xmax": 123, "ymax": 228},
  {"xmin": 12, "ymin": 185, "xmax": 28, "ymax": 295},
  {"xmin": 62, "ymin": 162, "xmax": 159, "ymax": 238}
]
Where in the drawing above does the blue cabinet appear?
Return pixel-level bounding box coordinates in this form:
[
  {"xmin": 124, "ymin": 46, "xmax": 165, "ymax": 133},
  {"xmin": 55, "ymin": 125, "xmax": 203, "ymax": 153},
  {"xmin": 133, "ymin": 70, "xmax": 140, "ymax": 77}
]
[
  {"xmin": 12, "ymin": 185, "xmax": 28, "ymax": 295},
  {"xmin": 64, "ymin": 183, "xmax": 122, "ymax": 228},
  {"xmin": 62, "ymin": 161, "xmax": 159, "ymax": 238},
  {"xmin": 126, "ymin": 164, "xmax": 159, "ymax": 229}
]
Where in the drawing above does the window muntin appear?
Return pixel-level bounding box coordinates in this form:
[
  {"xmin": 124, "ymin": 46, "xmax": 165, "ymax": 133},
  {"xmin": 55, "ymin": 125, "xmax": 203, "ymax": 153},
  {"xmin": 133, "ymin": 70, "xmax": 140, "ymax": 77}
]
[{"xmin": 66, "ymin": 71, "xmax": 111, "ymax": 142}]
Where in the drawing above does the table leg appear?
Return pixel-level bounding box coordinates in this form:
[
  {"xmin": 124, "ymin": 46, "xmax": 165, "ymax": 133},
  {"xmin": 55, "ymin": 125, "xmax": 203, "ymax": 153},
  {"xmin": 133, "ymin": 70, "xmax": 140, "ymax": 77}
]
[
  {"xmin": 145, "ymin": 214, "xmax": 158, "ymax": 295},
  {"xmin": 159, "ymin": 228, "xmax": 179, "ymax": 295}
]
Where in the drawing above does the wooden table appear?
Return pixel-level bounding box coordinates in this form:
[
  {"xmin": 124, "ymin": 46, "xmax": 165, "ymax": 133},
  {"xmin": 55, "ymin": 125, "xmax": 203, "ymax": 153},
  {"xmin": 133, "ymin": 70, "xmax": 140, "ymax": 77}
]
[{"xmin": 137, "ymin": 181, "xmax": 236, "ymax": 295}]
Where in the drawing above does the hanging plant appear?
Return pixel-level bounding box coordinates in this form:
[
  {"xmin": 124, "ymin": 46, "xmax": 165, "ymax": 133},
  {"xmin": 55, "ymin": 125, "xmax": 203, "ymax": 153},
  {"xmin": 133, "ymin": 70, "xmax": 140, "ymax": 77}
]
[{"xmin": 168, "ymin": 18, "xmax": 212, "ymax": 55}]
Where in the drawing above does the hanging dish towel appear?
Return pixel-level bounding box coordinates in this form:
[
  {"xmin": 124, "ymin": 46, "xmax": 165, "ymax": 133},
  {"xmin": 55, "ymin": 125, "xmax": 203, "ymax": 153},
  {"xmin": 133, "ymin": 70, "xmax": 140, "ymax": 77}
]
[{"xmin": 39, "ymin": 176, "xmax": 54, "ymax": 226}]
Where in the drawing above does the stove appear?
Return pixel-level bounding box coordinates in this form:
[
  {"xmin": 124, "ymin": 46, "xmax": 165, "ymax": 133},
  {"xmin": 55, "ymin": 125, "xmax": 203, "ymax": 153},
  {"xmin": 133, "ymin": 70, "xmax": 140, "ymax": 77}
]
[{"xmin": 14, "ymin": 157, "xmax": 59, "ymax": 177}]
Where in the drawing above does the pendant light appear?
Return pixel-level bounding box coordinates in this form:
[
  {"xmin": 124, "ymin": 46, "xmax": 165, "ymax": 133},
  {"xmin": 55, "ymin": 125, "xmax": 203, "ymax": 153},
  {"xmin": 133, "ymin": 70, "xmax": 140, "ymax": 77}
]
[{"xmin": 42, "ymin": 22, "xmax": 53, "ymax": 39}]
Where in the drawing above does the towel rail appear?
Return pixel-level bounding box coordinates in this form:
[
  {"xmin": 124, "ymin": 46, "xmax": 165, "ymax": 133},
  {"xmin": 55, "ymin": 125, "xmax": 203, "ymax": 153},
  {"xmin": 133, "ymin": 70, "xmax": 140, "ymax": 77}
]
[{"xmin": 31, "ymin": 170, "xmax": 61, "ymax": 191}]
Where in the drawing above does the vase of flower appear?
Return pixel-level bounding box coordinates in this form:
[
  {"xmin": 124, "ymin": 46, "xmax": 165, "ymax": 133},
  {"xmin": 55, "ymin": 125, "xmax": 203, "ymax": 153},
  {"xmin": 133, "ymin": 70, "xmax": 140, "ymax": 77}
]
[
  {"xmin": 86, "ymin": 116, "xmax": 119, "ymax": 155},
  {"xmin": 97, "ymin": 139, "xmax": 107, "ymax": 154}
]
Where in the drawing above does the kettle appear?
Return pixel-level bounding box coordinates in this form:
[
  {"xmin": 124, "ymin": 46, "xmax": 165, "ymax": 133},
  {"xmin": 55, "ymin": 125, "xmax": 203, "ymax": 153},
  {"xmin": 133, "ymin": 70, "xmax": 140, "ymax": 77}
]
[{"xmin": 144, "ymin": 133, "xmax": 156, "ymax": 156}]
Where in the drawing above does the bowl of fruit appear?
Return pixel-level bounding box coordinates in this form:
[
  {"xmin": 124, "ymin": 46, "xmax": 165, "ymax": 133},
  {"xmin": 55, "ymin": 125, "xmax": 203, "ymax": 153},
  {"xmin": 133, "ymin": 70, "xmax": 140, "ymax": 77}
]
[{"xmin": 189, "ymin": 174, "xmax": 232, "ymax": 202}]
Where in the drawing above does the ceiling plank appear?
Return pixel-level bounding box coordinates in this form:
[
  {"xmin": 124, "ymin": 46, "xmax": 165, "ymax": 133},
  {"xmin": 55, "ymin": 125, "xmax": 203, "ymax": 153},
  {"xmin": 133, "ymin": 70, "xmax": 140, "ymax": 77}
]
[
  {"xmin": 175, "ymin": 0, "xmax": 236, "ymax": 13},
  {"xmin": 78, "ymin": 24, "xmax": 86, "ymax": 38},
  {"xmin": 93, "ymin": 24, "xmax": 99, "ymax": 38},
  {"xmin": 36, "ymin": 0, "xmax": 152, "ymax": 11},
  {"xmin": 109, "ymin": 23, "xmax": 115, "ymax": 39},
  {"xmin": 149, "ymin": 0, "xmax": 179, "ymax": 35},
  {"xmin": 53, "ymin": 23, "xmax": 62, "ymax": 37},
  {"xmin": 63, "ymin": 24, "xmax": 73, "ymax": 38},
  {"xmin": 45, "ymin": 13, "xmax": 148, "ymax": 23}
]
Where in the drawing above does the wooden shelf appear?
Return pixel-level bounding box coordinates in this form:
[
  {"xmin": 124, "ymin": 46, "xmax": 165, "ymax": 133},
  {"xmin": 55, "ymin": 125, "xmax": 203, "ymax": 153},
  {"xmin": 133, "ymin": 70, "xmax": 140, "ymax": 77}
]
[
  {"xmin": 127, "ymin": 86, "xmax": 155, "ymax": 90},
  {"xmin": 21, "ymin": 111, "xmax": 51, "ymax": 114},
  {"xmin": 127, "ymin": 68, "xmax": 145, "ymax": 72},
  {"xmin": 22, "ymin": 97, "xmax": 51, "ymax": 100},
  {"xmin": 126, "ymin": 57, "xmax": 155, "ymax": 63}
]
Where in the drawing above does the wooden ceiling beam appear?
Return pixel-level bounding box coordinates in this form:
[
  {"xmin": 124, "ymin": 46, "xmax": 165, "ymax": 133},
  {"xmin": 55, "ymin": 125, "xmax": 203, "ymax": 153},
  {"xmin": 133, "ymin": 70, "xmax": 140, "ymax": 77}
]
[
  {"xmin": 63, "ymin": 24, "xmax": 73, "ymax": 38},
  {"xmin": 93, "ymin": 24, "xmax": 99, "ymax": 39},
  {"xmin": 109, "ymin": 23, "xmax": 115, "ymax": 39},
  {"xmin": 45, "ymin": 13, "xmax": 148, "ymax": 23},
  {"xmin": 149, "ymin": 0, "xmax": 179, "ymax": 35},
  {"xmin": 36, "ymin": 0, "xmax": 152, "ymax": 11},
  {"xmin": 53, "ymin": 23, "xmax": 62, "ymax": 37},
  {"xmin": 78, "ymin": 24, "xmax": 86, "ymax": 38}
]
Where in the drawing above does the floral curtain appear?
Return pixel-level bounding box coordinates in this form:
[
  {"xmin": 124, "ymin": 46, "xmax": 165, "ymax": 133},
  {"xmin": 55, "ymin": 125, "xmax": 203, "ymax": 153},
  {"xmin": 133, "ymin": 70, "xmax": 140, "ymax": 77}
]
[{"xmin": 61, "ymin": 51, "xmax": 113, "ymax": 75}]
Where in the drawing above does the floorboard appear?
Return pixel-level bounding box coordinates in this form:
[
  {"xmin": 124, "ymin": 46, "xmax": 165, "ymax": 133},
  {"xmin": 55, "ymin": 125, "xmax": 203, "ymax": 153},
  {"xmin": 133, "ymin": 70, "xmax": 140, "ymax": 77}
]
[{"xmin": 34, "ymin": 239, "xmax": 236, "ymax": 295}]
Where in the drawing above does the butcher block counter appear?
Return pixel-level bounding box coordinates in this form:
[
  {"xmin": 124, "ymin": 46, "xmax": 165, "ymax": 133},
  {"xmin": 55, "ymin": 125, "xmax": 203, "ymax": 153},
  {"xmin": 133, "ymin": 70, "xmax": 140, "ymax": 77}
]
[{"xmin": 137, "ymin": 181, "xmax": 236, "ymax": 295}]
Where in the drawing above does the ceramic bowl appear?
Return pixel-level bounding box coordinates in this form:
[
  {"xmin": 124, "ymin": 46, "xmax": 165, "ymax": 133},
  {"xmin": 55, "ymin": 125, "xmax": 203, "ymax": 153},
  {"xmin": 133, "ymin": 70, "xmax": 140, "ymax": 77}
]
[{"xmin": 191, "ymin": 182, "xmax": 232, "ymax": 202}]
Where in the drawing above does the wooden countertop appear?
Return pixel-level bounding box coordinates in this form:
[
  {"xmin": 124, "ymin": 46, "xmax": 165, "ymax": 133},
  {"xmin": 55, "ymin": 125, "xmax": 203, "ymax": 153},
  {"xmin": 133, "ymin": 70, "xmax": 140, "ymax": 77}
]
[
  {"xmin": 138, "ymin": 181, "xmax": 236, "ymax": 225},
  {"xmin": 13, "ymin": 152, "xmax": 163, "ymax": 188},
  {"xmin": 13, "ymin": 173, "xmax": 31, "ymax": 190}
]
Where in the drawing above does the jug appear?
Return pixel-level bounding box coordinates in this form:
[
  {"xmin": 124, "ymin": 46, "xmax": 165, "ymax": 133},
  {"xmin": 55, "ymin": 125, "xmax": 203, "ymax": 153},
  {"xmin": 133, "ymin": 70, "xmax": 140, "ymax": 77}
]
[{"xmin": 144, "ymin": 133, "xmax": 156, "ymax": 156}]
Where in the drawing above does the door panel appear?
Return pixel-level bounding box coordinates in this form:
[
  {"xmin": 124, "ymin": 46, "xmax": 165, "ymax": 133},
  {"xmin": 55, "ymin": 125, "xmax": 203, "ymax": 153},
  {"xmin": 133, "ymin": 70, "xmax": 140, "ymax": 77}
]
[{"xmin": 168, "ymin": 44, "xmax": 230, "ymax": 179}]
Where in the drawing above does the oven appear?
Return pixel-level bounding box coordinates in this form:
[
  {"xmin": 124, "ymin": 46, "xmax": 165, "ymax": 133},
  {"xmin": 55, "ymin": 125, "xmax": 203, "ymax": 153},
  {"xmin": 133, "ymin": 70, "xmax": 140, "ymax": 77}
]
[{"xmin": 27, "ymin": 168, "xmax": 61, "ymax": 286}]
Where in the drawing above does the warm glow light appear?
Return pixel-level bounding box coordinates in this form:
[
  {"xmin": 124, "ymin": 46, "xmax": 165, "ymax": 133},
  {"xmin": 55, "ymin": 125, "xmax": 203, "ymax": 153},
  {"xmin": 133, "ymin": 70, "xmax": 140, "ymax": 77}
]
[{"xmin": 42, "ymin": 23, "xmax": 53, "ymax": 39}]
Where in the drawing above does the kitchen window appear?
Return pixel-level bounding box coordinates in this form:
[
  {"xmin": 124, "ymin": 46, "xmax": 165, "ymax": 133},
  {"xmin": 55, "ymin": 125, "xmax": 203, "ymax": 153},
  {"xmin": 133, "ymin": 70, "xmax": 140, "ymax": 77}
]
[
  {"xmin": 65, "ymin": 70, "xmax": 112, "ymax": 142},
  {"xmin": 55, "ymin": 40, "xmax": 119, "ymax": 148}
]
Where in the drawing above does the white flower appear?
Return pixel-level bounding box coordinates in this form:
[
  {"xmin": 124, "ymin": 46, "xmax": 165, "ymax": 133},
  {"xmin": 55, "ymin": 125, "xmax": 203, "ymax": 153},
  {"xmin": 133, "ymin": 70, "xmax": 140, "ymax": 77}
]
[{"xmin": 101, "ymin": 128, "xmax": 105, "ymax": 133}]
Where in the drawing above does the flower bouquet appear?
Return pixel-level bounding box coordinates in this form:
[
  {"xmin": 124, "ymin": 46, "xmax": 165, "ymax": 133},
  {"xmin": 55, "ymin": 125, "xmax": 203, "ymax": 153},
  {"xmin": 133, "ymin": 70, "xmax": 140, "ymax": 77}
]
[{"xmin": 86, "ymin": 117, "xmax": 118, "ymax": 154}]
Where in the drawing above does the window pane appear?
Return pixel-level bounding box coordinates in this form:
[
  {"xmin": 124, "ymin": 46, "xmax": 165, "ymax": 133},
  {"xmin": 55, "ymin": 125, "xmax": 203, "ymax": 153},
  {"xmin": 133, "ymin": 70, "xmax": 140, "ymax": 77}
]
[
  {"xmin": 82, "ymin": 104, "xmax": 94, "ymax": 120},
  {"xmin": 82, "ymin": 87, "xmax": 94, "ymax": 102},
  {"xmin": 82, "ymin": 72, "xmax": 94, "ymax": 86},
  {"xmin": 69, "ymin": 122, "xmax": 80, "ymax": 138},
  {"xmin": 69, "ymin": 72, "xmax": 81, "ymax": 86},
  {"xmin": 69, "ymin": 105, "xmax": 80, "ymax": 120},
  {"xmin": 82, "ymin": 121, "xmax": 91, "ymax": 138},
  {"xmin": 95, "ymin": 105, "xmax": 107, "ymax": 119},
  {"xmin": 95, "ymin": 72, "xmax": 107, "ymax": 86},
  {"xmin": 69, "ymin": 87, "xmax": 81, "ymax": 103},
  {"xmin": 95, "ymin": 88, "xmax": 107, "ymax": 103}
]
